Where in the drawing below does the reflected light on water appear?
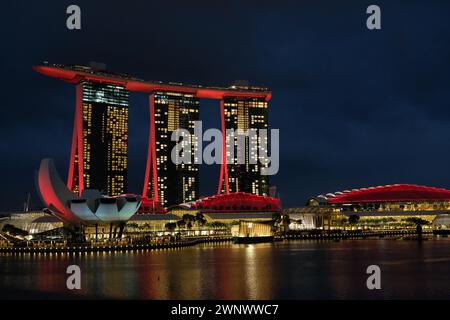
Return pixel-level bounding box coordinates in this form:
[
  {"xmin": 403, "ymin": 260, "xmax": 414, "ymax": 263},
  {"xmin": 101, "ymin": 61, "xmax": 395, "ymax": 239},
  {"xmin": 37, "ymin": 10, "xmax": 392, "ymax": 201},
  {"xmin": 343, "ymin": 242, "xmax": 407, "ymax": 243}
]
[
  {"xmin": 2, "ymin": 239, "xmax": 450, "ymax": 299},
  {"xmin": 245, "ymin": 245, "xmax": 257, "ymax": 298}
]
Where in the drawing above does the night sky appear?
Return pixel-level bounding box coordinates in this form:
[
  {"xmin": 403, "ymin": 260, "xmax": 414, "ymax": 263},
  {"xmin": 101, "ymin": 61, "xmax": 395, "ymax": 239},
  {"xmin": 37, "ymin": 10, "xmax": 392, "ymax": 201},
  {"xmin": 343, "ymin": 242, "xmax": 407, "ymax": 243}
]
[{"xmin": 2, "ymin": 0, "xmax": 450, "ymax": 211}]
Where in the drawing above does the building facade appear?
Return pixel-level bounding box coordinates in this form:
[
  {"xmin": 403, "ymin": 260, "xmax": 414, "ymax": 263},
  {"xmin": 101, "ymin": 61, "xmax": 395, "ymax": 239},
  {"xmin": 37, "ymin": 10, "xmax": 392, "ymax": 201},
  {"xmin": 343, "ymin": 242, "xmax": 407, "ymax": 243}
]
[
  {"xmin": 144, "ymin": 91, "xmax": 200, "ymax": 207},
  {"xmin": 35, "ymin": 64, "xmax": 274, "ymax": 210},
  {"xmin": 222, "ymin": 96, "xmax": 269, "ymax": 196},
  {"xmin": 69, "ymin": 81, "xmax": 129, "ymax": 196},
  {"xmin": 306, "ymin": 184, "xmax": 450, "ymax": 229}
]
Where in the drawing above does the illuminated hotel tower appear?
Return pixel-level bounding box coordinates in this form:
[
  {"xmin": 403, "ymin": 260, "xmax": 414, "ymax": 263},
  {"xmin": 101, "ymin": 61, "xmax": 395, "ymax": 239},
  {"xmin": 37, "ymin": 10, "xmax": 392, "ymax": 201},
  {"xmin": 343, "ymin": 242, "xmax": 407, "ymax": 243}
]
[
  {"xmin": 143, "ymin": 91, "xmax": 199, "ymax": 207},
  {"xmin": 34, "ymin": 63, "xmax": 272, "ymax": 208},
  {"xmin": 219, "ymin": 96, "xmax": 269, "ymax": 196},
  {"xmin": 68, "ymin": 81, "xmax": 129, "ymax": 196}
]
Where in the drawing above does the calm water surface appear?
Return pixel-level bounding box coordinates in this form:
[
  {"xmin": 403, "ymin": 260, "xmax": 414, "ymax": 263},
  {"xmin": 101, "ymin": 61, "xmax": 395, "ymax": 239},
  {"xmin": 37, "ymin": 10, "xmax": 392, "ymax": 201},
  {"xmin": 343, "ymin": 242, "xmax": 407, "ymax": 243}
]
[{"xmin": 1, "ymin": 239, "xmax": 450, "ymax": 299}]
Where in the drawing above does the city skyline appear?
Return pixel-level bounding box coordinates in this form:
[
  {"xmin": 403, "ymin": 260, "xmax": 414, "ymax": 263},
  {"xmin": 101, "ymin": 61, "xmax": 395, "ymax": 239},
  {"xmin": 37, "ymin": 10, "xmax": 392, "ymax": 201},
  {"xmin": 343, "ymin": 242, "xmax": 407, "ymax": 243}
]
[
  {"xmin": 3, "ymin": 0, "xmax": 450, "ymax": 305},
  {"xmin": 3, "ymin": 1, "xmax": 450, "ymax": 211},
  {"xmin": 34, "ymin": 63, "xmax": 274, "ymax": 209}
]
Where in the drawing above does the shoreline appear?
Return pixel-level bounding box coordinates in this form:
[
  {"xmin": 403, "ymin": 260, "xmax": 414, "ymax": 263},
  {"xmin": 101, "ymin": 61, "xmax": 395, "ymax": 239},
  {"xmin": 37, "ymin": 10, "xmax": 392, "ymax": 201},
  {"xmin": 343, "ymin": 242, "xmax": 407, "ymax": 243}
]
[
  {"xmin": 0, "ymin": 229, "xmax": 435, "ymax": 254},
  {"xmin": 0, "ymin": 236, "xmax": 233, "ymax": 254}
]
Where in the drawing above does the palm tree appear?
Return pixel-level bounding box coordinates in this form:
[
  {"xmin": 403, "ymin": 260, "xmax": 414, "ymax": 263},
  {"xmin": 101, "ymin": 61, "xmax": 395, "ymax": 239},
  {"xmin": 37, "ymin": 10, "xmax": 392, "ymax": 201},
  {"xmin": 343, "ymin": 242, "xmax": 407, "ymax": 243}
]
[
  {"xmin": 182, "ymin": 214, "xmax": 195, "ymax": 223},
  {"xmin": 405, "ymin": 217, "xmax": 428, "ymax": 226},
  {"xmin": 126, "ymin": 222, "xmax": 139, "ymax": 230},
  {"xmin": 348, "ymin": 215, "xmax": 360, "ymax": 225},
  {"xmin": 272, "ymin": 213, "xmax": 290, "ymax": 233},
  {"xmin": 272, "ymin": 212, "xmax": 282, "ymax": 224},
  {"xmin": 177, "ymin": 220, "xmax": 186, "ymax": 230},
  {"xmin": 195, "ymin": 213, "xmax": 207, "ymax": 228},
  {"xmin": 282, "ymin": 215, "xmax": 291, "ymax": 232},
  {"xmin": 340, "ymin": 218, "xmax": 348, "ymax": 230},
  {"xmin": 405, "ymin": 217, "xmax": 429, "ymax": 241},
  {"xmin": 164, "ymin": 222, "xmax": 177, "ymax": 232}
]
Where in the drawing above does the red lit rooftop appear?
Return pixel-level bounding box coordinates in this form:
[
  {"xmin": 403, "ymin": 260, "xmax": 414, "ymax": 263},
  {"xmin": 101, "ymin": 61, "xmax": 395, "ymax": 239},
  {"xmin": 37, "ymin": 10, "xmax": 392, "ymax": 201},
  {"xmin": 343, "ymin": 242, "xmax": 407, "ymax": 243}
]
[
  {"xmin": 313, "ymin": 184, "xmax": 450, "ymax": 204},
  {"xmin": 33, "ymin": 63, "xmax": 272, "ymax": 101},
  {"xmin": 188, "ymin": 192, "xmax": 281, "ymax": 213}
]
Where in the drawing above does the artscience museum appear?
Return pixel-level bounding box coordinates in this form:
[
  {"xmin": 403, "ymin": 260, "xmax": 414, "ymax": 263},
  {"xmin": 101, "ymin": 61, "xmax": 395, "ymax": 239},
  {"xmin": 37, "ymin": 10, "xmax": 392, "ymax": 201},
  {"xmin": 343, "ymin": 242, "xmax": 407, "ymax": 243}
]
[{"xmin": 36, "ymin": 158, "xmax": 141, "ymax": 238}]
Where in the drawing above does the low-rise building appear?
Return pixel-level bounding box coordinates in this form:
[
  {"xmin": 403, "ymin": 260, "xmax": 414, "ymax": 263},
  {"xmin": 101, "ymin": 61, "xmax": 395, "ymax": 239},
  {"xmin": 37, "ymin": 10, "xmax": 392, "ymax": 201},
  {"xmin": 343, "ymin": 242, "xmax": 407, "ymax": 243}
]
[{"xmin": 306, "ymin": 184, "xmax": 450, "ymax": 229}]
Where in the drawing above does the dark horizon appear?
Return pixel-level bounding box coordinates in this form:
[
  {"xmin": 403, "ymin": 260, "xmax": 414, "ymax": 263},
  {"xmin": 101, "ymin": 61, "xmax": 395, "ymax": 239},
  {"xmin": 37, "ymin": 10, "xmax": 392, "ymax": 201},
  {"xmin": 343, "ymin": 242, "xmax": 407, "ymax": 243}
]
[{"xmin": 2, "ymin": 0, "xmax": 450, "ymax": 211}]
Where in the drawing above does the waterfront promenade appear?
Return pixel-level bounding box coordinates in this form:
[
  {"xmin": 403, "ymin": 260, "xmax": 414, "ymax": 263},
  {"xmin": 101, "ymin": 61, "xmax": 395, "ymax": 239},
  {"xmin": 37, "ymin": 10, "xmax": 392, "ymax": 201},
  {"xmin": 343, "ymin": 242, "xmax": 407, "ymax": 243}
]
[{"xmin": 0, "ymin": 229, "xmax": 431, "ymax": 254}]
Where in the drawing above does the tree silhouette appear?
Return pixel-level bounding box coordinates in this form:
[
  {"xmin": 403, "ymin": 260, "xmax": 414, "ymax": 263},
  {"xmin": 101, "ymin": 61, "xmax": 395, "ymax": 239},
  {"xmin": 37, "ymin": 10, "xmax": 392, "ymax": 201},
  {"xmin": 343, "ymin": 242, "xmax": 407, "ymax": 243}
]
[{"xmin": 348, "ymin": 215, "xmax": 360, "ymax": 225}]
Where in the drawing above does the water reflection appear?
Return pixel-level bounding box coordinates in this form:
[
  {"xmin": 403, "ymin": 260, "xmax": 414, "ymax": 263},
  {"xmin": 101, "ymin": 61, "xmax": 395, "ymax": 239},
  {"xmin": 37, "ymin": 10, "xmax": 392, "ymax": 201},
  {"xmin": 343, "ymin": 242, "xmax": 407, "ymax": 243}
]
[{"xmin": 2, "ymin": 239, "xmax": 450, "ymax": 299}]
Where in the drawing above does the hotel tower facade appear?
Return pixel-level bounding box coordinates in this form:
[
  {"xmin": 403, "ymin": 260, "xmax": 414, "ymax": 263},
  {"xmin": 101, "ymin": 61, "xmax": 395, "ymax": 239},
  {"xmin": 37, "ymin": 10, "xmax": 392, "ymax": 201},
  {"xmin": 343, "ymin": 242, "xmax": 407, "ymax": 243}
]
[
  {"xmin": 221, "ymin": 96, "xmax": 269, "ymax": 196},
  {"xmin": 144, "ymin": 91, "xmax": 200, "ymax": 207},
  {"xmin": 34, "ymin": 63, "xmax": 272, "ymax": 210},
  {"xmin": 68, "ymin": 81, "xmax": 129, "ymax": 196}
]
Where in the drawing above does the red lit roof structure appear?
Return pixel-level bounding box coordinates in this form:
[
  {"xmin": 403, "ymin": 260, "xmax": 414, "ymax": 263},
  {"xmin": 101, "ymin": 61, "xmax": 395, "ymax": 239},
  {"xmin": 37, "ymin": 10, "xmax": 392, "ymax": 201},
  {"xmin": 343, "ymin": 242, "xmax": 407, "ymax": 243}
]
[
  {"xmin": 34, "ymin": 63, "xmax": 273, "ymax": 210},
  {"xmin": 137, "ymin": 196, "xmax": 166, "ymax": 214},
  {"xmin": 188, "ymin": 192, "xmax": 281, "ymax": 213},
  {"xmin": 33, "ymin": 64, "xmax": 272, "ymax": 101},
  {"xmin": 313, "ymin": 184, "xmax": 450, "ymax": 204}
]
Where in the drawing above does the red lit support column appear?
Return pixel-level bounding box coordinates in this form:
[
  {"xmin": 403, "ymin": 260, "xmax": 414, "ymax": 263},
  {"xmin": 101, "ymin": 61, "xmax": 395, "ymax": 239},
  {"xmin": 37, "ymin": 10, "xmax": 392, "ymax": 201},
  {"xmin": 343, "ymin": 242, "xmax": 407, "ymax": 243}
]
[
  {"xmin": 75, "ymin": 84, "xmax": 84, "ymax": 195},
  {"xmin": 142, "ymin": 94, "xmax": 159, "ymax": 202},
  {"xmin": 218, "ymin": 99, "xmax": 230, "ymax": 194},
  {"xmin": 67, "ymin": 93, "xmax": 78, "ymax": 191}
]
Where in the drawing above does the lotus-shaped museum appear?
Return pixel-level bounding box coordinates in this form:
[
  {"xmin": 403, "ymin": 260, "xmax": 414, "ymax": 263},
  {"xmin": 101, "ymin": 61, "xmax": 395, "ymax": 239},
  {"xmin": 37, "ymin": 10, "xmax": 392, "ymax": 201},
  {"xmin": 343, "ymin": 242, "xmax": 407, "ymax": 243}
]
[{"xmin": 36, "ymin": 159, "xmax": 141, "ymax": 226}]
